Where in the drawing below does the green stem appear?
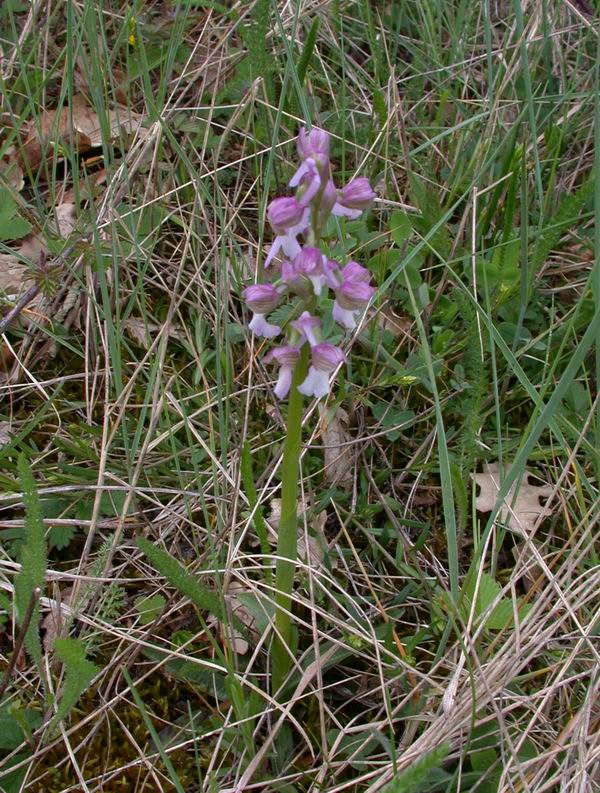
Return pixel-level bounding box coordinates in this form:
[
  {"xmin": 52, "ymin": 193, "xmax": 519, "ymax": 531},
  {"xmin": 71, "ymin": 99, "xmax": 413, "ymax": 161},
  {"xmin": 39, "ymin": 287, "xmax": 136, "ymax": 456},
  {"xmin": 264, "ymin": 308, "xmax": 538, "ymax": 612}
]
[{"xmin": 271, "ymin": 344, "xmax": 309, "ymax": 694}]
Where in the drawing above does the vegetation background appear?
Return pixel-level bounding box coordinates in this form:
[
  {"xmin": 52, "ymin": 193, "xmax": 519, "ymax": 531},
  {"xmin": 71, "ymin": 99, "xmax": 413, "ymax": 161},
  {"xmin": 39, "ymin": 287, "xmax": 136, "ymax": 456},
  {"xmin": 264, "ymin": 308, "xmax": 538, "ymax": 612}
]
[{"xmin": 0, "ymin": 0, "xmax": 599, "ymax": 791}]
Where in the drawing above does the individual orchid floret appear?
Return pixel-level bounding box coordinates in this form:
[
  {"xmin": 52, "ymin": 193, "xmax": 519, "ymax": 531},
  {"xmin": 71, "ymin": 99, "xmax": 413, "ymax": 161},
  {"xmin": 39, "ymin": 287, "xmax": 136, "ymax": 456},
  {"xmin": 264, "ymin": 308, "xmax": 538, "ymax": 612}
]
[
  {"xmin": 333, "ymin": 178, "xmax": 376, "ymax": 219},
  {"xmin": 297, "ymin": 126, "xmax": 330, "ymax": 164},
  {"xmin": 264, "ymin": 346, "xmax": 301, "ymax": 400},
  {"xmin": 265, "ymin": 197, "xmax": 307, "ymax": 267},
  {"xmin": 291, "ymin": 310, "xmax": 321, "ymax": 347},
  {"xmin": 290, "ymin": 158, "xmax": 322, "ymax": 207},
  {"xmin": 298, "ymin": 343, "xmax": 347, "ymax": 399},
  {"xmin": 333, "ymin": 278, "xmax": 375, "ymax": 330},
  {"xmin": 293, "ymin": 247, "xmax": 328, "ymax": 295},
  {"xmin": 243, "ymin": 284, "xmax": 281, "ymax": 338}
]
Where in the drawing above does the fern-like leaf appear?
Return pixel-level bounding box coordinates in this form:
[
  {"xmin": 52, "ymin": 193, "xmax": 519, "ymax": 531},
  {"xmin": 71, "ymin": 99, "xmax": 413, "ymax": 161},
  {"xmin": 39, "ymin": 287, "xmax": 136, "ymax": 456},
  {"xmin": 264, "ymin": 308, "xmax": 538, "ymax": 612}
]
[
  {"xmin": 530, "ymin": 176, "xmax": 594, "ymax": 290},
  {"xmin": 137, "ymin": 537, "xmax": 223, "ymax": 619},
  {"xmin": 52, "ymin": 638, "xmax": 99, "ymax": 726},
  {"xmin": 14, "ymin": 454, "xmax": 47, "ymax": 667}
]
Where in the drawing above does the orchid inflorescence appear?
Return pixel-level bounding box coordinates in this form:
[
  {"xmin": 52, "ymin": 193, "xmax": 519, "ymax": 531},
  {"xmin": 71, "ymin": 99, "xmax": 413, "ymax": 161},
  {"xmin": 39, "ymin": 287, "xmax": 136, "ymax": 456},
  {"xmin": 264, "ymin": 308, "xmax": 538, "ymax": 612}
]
[{"xmin": 243, "ymin": 126, "xmax": 376, "ymax": 400}]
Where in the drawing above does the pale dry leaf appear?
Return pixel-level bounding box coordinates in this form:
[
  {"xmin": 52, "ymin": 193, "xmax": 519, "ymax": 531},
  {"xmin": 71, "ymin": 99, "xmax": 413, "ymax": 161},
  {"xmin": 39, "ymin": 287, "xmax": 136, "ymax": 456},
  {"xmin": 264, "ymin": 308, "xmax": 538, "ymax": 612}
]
[
  {"xmin": 19, "ymin": 94, "xmax": 144, "ymax": 170},
  {"xmin": 268, "ymin": 497, "xmax": 327, "ymax": 569},
  {"xmin": 123, "ymin": 318, "xmax": 184, "ymax": 348},
  {"xmin": 224, "ymin": 581, "xmax": 259, "ymax": 655},
  {"xmin": 0, "ymin": 148, "xmax": 24, "ymax": 191},
  {"xmin": 42, "ymin": 586, "xmax": 75, "ymax": 654},
  {"xmin": 0, "ymin": 421, "xmax": 11, "ymax": 448},
  {"xmin": 473, "ymin": 462, "xmax": 554, "ymax": 534},
  {"xmin": 320, "ymin": 405, "xmax": 354, "ymax": 490},
  {"xmin": 54, "ymin": 202, "xmax": 77, "ymax": 237},
  {"xmin": 374, "ymin": 304, "xmax": 412, "ymax": 337},
  {"xmin": 16, "ymin": 233, "xmax": 44, "ymax": 261},
  {"xmin": 0, "ymin": 255, "xmax": 28, "ymax": 298}
]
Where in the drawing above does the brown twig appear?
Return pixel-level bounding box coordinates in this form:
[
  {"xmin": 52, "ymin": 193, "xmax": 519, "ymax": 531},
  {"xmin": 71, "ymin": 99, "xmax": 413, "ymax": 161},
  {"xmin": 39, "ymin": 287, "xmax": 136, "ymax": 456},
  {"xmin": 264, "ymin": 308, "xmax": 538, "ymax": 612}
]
[
  {"xmin": 0, "ymin": 284, "xmax": 41, "ymax": 336},
  {"xmin": 0, "ymin": 586, "xmax": 42, "ymax": 701}
]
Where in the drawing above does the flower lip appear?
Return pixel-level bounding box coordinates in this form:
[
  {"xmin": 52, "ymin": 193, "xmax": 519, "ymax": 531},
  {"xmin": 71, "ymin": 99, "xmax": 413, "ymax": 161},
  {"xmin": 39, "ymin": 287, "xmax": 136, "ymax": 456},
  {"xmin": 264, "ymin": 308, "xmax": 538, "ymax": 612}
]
[
  {"xmin": 243, "ymin": 283, "xmax": 280, "ymax": 314},
  {"xmin": 297, "ymin": 366, "xmax": 330, "ymax": 399},
  {"xmin": 267, "ymin": 197, "xmax": 304, "ymax": 234},
  {"xmin": 333, "ymin": 302, "xmax": 359, "ymax": 330},
  {"xmin": 249, "ymin": 314, "xmax": 281, "ymax": 338}
]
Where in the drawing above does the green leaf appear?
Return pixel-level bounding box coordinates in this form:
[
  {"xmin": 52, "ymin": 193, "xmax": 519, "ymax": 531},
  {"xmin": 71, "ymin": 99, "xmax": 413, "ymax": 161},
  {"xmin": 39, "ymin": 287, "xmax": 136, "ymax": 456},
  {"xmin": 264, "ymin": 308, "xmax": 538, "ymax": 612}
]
[
  {"xmin": 52, "ymin": 638, "xmax": 100, "ymax": 726},
  {"xmin": 134, "ymin": 593, "xmax": 166, "ymax": 625},
  {"xmin": 461, "ymin": 572, "xmax": 531, "ymax": 631},
  {"xmin": 390, "ymin": 210, "xmax": 413, "ymax": 248},
  {"xmin": 14, "ymin": 454, "xmax": 46, "ymax": 667},
  {"xmin": 371, "ymin": 404, "xmax": 414, "ymax": 441},
  {"xmin": 470, "ymin": 746, "xmax": 498, "ymax": 773},
  {"xmin": 530, "ymin": 175, "xmax": 594, "ymax": 290},
  {"xmin": 141, "ymin": 645, "xmax": 228, "ymax": 699},
  {"xmin": 0, "ymin": 706, "xmax": 42, "ymax": 750},
  {"xmin": 381, "ymin": 743, "xmax": 450, "ymax": 792},
  {"xmin": 0, "ymin": 189, "xmax": 32, "ymax": 241},
  {"xmin": 0, "ymin": 751, "xmax": 32, "ymax": 793},
  {"xmin": 297, "ymin": 17, "xmax": 319, "ymax": 86},
  {"xmin": 407, "ymin": 176, "xmax": 452, "ymax": 259}
]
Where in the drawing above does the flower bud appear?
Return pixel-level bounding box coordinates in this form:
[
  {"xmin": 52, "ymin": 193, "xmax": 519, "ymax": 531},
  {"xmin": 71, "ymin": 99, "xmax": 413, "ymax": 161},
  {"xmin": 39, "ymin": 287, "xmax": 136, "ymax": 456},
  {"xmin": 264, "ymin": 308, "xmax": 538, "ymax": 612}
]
[
  {"xmin": 297, "ymin": 127, "xmax": 330, "ymax": 162},
  {"xmin": 294, "ymin": 247, "xmax": 322, "ymax": 277},
  {"xmin": 316, "ymin": 179, "xmax": 338, "ymax": 226}
]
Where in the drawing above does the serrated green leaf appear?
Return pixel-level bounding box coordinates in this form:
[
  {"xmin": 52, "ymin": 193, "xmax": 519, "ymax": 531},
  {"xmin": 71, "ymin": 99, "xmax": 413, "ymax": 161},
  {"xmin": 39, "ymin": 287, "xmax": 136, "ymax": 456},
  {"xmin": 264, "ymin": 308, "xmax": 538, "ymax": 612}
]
[
  {"xmin": 49, "ymin": 523, "xmax": 76, "ymax": 550},
  {"xmin": 267, "ymin": 301, "xmax": 296, "ymax": 329},
  {"xmin": 462, "ymin": 572, "xmax": 530, "ymax": 631}
]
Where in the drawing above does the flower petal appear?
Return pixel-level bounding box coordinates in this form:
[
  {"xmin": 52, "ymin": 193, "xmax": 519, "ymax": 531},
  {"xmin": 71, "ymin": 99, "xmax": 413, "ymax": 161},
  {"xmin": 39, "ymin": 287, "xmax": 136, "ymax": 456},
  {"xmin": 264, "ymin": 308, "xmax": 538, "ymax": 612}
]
[
  {"xmin": 249, "ymin": 314, "xmax": 281, "ymax": 338},
  {"xmin": 274, "ymin": 366, "xmax": 294, "ymax": 399},
  {"xmin": 333, "ymin": 301, "xmax": 358, "ymax": 330},
  {"xmin": 298, "ymin": 366, "xmax": 331, "ymax": 399}
]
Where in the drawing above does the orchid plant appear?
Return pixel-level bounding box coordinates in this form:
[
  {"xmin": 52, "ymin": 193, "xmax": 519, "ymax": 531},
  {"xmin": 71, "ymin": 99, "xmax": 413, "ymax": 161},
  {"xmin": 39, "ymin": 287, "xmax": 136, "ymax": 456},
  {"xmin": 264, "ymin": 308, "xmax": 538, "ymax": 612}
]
[{"xmin": 243, "ymin": 126, "xmax": 376, "ymax": 693}]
